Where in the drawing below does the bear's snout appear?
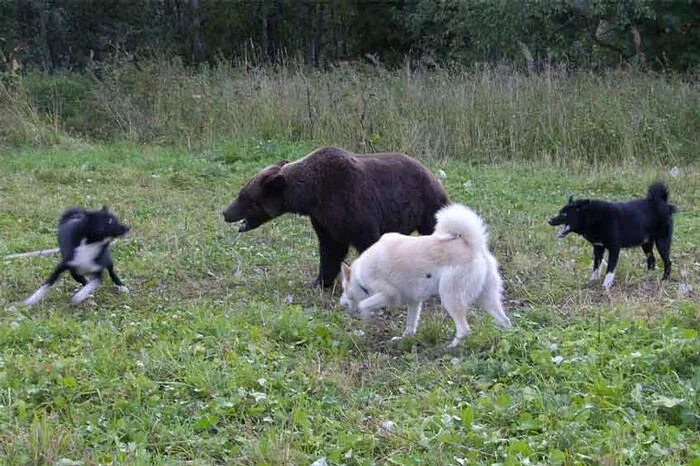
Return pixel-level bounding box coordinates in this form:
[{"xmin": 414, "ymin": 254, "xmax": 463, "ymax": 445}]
[{"xmin": 222, "ymin": 207, "xmax": 239, "ymax": 223}]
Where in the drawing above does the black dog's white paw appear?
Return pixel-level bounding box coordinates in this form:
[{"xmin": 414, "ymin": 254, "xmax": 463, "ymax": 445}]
[{"xmin": 602, "ymin": 272, "xmax": 615, "ymax": 289}]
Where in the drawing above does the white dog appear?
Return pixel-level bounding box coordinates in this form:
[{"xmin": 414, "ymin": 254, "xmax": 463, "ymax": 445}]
[{"xmin": 340, "ymin": 203, "xmax": 512, "ymax": 347}]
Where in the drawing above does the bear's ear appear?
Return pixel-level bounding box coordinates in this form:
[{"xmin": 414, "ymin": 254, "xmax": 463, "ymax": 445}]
[
  {"xmin": 573, "ymin": 199, "xmax": 590, "ymax": 211},
  {"xmin": 263, "ymin": 173, "xmax": 286, "ymax": 193}
]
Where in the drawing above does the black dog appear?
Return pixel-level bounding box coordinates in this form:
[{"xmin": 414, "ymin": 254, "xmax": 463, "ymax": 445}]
[
  {"xmin": 24, "ymin": 206, "xmax": 130, "ymax": 306},
  {"xmin": 548, "ymin": 182, "xmax": 676, "ymax": 289}
]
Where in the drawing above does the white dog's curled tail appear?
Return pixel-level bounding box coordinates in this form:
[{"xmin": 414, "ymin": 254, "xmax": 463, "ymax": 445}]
[{"xmin": 434, "ymin": 203, "xmax": 489, "ymax": 250}]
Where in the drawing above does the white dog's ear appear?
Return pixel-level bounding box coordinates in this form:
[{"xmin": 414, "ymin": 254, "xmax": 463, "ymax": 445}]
[{"xmin": 341, "ymin": 262, "xmax": 352, "ymax": 282}]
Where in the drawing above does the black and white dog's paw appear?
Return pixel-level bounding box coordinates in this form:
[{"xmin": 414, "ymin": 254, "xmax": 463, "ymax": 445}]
[
  {"xmin": 117, "ymin": 285, "xmax": 130, "ymax": 294},
  {"xmin": 71, "ymin": 279, "xmax": 102, "ymax": 305}
]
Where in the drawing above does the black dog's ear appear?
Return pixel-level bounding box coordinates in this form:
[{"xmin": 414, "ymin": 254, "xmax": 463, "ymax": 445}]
[
  {"xmin": 101, "ymin": 205, "xmax": 108, "ymax": 212},
  {"xmin": 568, "ymin": 195, "xmax": 574, "ymax": 204},
  {"xmin": 263, "ymin": 173, "xmax": 286, "ymax": 192}
]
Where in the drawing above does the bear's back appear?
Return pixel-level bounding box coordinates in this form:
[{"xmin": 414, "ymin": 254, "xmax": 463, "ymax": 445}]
[{"xmin": 283, "ymin": 146, "xmax": 448, "ymax": 240}]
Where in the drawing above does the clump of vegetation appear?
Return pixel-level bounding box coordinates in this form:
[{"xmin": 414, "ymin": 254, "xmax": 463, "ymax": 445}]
[{"xmin": 2, "ymin": 61, "xmax": 700, "ymax": 164}]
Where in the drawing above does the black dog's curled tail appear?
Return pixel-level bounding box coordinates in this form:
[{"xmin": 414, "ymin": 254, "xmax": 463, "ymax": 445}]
[
  {"xmin": 647, "ymin": 182, "xmax": 677, "ymax": 214},
  {"xmin": 59, "ymin": 206, "xmax": 87, "ymax": 225}
]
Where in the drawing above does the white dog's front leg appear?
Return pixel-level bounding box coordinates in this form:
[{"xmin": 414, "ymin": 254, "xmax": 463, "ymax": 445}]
[
  {"xmin": 71, "ymin": 279, "xmax": 102, "ymax": 305},
  {"xmin": 390, "ymin": 302, "xmax": 423, "ymax": 343},
  {"xmin": 403, "ymin": 302, "xmax": 422, "ymax": 337},
  {"xmin": 358, "ymin": 292, "xmax": 390, "ymax": 320}
]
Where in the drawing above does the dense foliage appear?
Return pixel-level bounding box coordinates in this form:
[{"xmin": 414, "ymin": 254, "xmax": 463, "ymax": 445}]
[
  {"xmin": 2, "ymin": 63, "xmax": 699, "ymax": 162},
  {"xmin": 1, "ymin": 0, "xmax": 700, "ymax": 72}
]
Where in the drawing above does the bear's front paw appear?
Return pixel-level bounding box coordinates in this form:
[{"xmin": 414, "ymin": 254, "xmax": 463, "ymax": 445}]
[
  {"xmin": 307, "ymin": 278, "xmax": 322, "ymax": 288},
  {"xmin": 308, "ymin": 277, "xmax": 335, "ymax": 288}
]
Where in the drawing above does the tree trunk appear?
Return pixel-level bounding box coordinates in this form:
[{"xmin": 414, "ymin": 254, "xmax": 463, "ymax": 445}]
[
  {"xmin": 317, "ymin": 1, "xmax": 325, "ymax": 67},
  {"xmin": 190, "ymin": 0, "xmax": 205, "ymax": 63},
  {"xmin": 307, "ymin": 3, "xmax": 316, "ymax": 67},
  {"xmin": 261, "ymin": 10, "xmax": 269, "ymax": 61},
  {"xmin": 38, "ymin": 9, "xmax": 52, "ymax": 72},
  {"xmin": 331, "ymin": 0, "xmax": 339, "ymax": 60}
]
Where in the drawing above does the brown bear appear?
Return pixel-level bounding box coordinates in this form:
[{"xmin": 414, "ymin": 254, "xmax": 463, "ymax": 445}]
[{"xmin": 222, "ymin": 146, "xmax": 449, "ymax": 287}]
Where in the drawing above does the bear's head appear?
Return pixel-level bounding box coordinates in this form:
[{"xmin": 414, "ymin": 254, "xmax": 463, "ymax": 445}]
[{"xmin": 223, "ymin": 161, "xmax": 287, "ymax": 232}]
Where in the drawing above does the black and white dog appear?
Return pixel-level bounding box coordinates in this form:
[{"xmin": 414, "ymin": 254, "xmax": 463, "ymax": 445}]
[
  {"xmin": 548, "ymin": 182, "xmax": 676, "ymax": 289},
  {"xmin": 24, "ymin": 206, "xmax": 130, "ymax": 306}
]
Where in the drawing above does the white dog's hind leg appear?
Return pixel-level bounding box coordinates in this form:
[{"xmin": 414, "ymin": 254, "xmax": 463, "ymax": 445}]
[
  {"xmin": 71, "ymin": 279, "xmax": 102, "ymax": 305},
  {"xmin": 358, "ymin": 292, "xmax": 390, "ymax": 321},
  {"xmin": 441, "ymin": 296, "xmax": 471, "ymax": 348},
  {"xmin": 440, "ymin": 270, "xmax": 483, "ymax": 347},
  {"xmin": 478, "ymin": 276, "xmax": 511, "ymax": 329}
]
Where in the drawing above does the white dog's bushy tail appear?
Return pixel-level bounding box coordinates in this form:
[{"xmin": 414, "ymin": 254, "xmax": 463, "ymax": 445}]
[{"xmin": 434, "ymin": 203, "xmax": 488, "ymax": 250}]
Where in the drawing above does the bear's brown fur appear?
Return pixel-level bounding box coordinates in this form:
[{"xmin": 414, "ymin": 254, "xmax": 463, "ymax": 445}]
[{"xmin": 222, "ymin": 146, "xmax": 449, "ymax": 286}]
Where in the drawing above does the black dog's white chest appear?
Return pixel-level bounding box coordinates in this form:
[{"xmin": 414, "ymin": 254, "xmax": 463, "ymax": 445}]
[
  {"xmin": 68, "ymin": 238, "xmax": 110, "ymax": 274},
  {"xmin": 583, "ymin": 234, "xmax": 604, "ymax": 246}
]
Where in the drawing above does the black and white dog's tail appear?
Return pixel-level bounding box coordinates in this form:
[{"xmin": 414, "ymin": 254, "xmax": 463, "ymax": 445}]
[{"xmin": 647, "ymin": 182, "xmax": 677, "ymax": 215}]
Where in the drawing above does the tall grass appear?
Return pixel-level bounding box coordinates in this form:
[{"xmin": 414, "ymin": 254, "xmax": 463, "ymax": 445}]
[{"xmin": 1, "ymin": 59, "xmax": 699, "ymax": 163}]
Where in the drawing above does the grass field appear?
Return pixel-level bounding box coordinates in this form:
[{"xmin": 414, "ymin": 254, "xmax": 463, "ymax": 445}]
[{"xmin": 1, "ymin": 140, "xmax": 699, "ymax": 465}]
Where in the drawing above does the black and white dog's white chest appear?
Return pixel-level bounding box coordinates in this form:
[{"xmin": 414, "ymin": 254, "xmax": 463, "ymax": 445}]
[{"xmin": 67, "ymin": 238, "xmax": 111, "ymax": 274}]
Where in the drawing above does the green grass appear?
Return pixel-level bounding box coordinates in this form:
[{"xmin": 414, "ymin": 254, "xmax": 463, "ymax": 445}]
[{"xmin": 1, "ymin": 140, "xmax": 699, "ymax": 465}]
